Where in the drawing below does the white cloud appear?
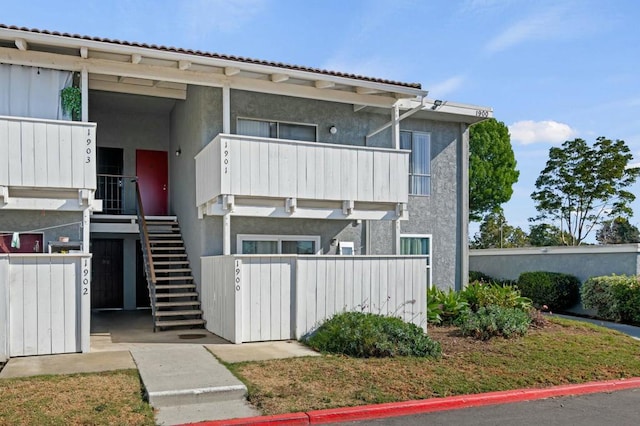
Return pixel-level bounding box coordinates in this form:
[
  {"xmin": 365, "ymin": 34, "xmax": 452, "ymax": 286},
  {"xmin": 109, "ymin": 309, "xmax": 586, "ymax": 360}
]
[
  {"xmin": 427, "ymin": 75, "xmax": 465, "ymax": 98},
  {"xmin": 484, "ymin": 4, "xmax": 601, "ymax": 53},
  {"xmin": 509, "ymin": 120, "xmax": 577, "ymax": 145}
]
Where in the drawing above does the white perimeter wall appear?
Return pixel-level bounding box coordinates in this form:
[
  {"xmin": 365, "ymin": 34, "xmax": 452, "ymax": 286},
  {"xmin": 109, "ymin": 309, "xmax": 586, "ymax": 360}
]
[
  {"xmin": 0, "ymin": 254, "xmax": 91, "ymax": 360},
  {"xmin": 201, "ymin": 255, "xmax": 428, "ymax": 344}
]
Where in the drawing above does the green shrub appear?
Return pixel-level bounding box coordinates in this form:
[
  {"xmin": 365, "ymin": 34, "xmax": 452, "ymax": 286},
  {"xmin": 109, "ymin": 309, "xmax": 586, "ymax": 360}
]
[
  {"xmin": 469, "ymin": 271, "xmax": 495, "ymax": 283},
  {"xmin": 427, "ymin": 287, "xmax": 443, "ymax": 324},
  {"xmin": 457, "ymin": 305, "xmax": 531, "ymax": 340},
  {"xmin": 461, "ymin": 282, "xmax": 532, "ymax": 312},
  {"xmin": 305, "ymin": 312, "xmax": 441, "ymax": 358},
  {"xmin": 517, "ymin": 271, "xmax": 580, "ymax": 310},
  {"xmin": 427, "ymin": 287, "xmax": 468, "ymax": 325},
  {"xmin": 582, "ymin": 275, "xmax": 640, "ymax": 324}
]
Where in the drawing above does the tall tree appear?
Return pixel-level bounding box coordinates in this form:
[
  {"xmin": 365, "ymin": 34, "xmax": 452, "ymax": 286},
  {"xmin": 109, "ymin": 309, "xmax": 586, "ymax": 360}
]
[
  {"xmin": 469, "ymin": 118, "xmax": 520, "ymax": 221},
  {"xmin": 528, "ymin": 223, "xmax": 572, "ymax": 246},
  {"xmin": 471, "ymin": 209, "xmax": 528, "ymax": 249},
  {"xmin": 596, "ymin": 217, "xmax": 640, "ymax": 244},
  {"xmin": 530, "ymin": 137, "xmax": 640, "ymax": 245}
]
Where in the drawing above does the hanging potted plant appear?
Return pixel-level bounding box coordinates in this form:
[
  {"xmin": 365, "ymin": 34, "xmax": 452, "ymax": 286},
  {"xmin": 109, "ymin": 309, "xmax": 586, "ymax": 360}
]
[{"xmin": 60, "ymin": 86, "xmax": 81, "ymax": 121}]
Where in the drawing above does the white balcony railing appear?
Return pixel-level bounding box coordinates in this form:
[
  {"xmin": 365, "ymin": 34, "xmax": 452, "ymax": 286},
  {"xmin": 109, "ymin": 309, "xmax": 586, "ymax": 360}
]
[
  {"xmin": 0, "ymin": 115, "xmax": 97, "ymax": 192},
  {"xmin": 195, "ymin": 134, "xmax": 409, "ymax": 219}
]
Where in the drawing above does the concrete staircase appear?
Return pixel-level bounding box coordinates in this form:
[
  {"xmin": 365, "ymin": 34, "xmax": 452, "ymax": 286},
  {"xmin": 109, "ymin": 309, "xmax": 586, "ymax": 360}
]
[{"xmin": 144, "ymin": 218, "xmax": 206, "ymax": 331}]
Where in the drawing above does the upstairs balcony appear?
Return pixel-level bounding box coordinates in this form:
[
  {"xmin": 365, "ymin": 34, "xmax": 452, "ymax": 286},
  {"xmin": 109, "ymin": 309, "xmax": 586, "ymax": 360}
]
[
  {"xmin": 0, "ymin": 115, "xmax": 98, "ymax": 211},
  {"xmin": 195, "ymin": 134, "xmax": 409, "ymax": 221}
]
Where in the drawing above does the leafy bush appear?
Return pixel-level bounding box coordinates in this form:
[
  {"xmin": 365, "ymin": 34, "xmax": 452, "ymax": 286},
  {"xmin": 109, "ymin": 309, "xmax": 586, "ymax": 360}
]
[
  {"xmin": 517, "ymin": 271, "xmax": 580, "ymax": 310},
  {"xmin": 457, "ymin": 305, "xmax": 531, "ymax": 340},
  {"xmin": 469, "ymin": 271, "xmax": 495, "ymax": 283},
  {"xmin": 305, "ymin": 312, "xmax": 441, "ymax": 358},
  {"xmin": 582, "ymin": 275, "xmax": 640, "ymax": 324},
  {"xmin": 461, "ymin": 282, "xmax": 532, "ymax": 312},
  {"xmin": 427, "ymin": 287, "xmax": 468, "ymax": 325}
]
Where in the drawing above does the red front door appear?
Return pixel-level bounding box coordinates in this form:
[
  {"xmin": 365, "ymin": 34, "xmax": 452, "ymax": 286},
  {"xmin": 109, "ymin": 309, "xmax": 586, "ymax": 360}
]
[{"xmin": 136, "ymin": 149, "xmax": 168, "ymax": 216}]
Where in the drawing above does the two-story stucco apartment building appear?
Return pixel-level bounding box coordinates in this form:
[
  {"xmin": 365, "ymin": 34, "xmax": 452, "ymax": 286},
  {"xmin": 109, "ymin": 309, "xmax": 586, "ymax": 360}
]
[{"xmin": 0, "ymin": 24, "xmax": 492, "ymax": 359}]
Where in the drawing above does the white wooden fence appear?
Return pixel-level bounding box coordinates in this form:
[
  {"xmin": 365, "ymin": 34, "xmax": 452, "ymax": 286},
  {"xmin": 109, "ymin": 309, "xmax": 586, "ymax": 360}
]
[
  {"xmin": 0, "ymin": 254, "xmax": 91, "ymax": 361},
  {"xmin": 195, "ymin": 134, "xmax": 409, "ymax": 207},
  {"xmin": 201, "ymin": 255, "xmax": 428, "ymax": 344},
  {"xmin": 0, "ymin": 115, "xmax": 97, "ymax": 190}
]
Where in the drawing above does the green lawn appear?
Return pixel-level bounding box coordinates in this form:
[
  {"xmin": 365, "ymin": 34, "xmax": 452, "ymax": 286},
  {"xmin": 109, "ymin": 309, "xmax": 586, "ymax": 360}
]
[
  {"xmin": 230, "ymin": 318, "xmax": 640, "ymax": 415},
  {"xmin": 0, "ymin": 369, "xmax": 154, "ymax": 426}
]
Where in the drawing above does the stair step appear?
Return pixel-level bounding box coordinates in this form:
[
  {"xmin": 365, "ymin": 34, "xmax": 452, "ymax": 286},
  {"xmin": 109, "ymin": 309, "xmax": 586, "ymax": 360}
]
[
  {"xmin": 146, "ymin": 221, "xmax": 179, "ymax": 225},
  {"xmin": 151, "ymin": 247, "xmax": 186, "ymax": 251},
  {"xmin": 152, "ymin": 254, "xmax": 187, "ymax": 258},
  {"xmin": 155, "ymin": 319, "xmax": 206, "ymax": 328},
  {"xmin": 155, "ymin": 268, "xmax": 192, "ymax": 273},
  {"xmin": 155, "ymin": 284, "xmax": 195, "ymax": 290},
  {"xmin": 156, "ymin": 300, "xmax": 201, "ymax": 307},
  {"xmin": 153, "ymin": 261, "xmax": 190, "ymax": 266},
  {"xmin": 155, "ymin": 309, "xmax": 203, "ymax": 317},
  {"xmin": 155, "ymin": 276, "xmax": 194, "ymax": 281},
  {"xmin": 147, "ymin": 233, "xmax": 182, "ymax": 238},
  {"xmin": 155, "ymin": 292, "xmax": 198, "ymax": 298},
  {"xmin": 150, "ymin": 240, "xmax": 184, "ymax": 244}
]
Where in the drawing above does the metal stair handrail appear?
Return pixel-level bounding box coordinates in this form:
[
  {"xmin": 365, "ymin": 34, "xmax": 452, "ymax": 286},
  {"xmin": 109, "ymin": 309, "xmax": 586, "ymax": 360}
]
[{"xmin": 134, "ymin": 178, "xmax": 158, "ymax": 328}]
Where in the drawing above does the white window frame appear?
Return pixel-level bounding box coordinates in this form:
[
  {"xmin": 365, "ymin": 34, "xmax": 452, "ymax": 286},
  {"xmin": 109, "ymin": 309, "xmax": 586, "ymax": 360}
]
[
  {"xmin": 236, "ymin": 117, "xmax": 318, "ymax": 142},
  {"xmin": 237, "ymin": 234, "xmax": 322, "ymax": 255},
  {"xmin": 400, "ymin": 130, "xmax": 431, "ymax": 196},
  {"xmin": 400, "ymin": 234, "xmax": 432, "ymax": 288}
]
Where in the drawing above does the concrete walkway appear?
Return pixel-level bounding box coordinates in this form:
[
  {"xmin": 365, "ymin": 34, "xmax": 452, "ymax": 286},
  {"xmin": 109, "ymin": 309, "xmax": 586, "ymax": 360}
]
[
  {"xmin": 552, "ymin": 313, "xmax": 640, "ymax": 340},
  {"xmin": 0, "ymin": 311, "xmax": 320, "ymax": 425},
  {"xmin": 130, "ymin": 344, "xmax": 260, "ymax": 425}
]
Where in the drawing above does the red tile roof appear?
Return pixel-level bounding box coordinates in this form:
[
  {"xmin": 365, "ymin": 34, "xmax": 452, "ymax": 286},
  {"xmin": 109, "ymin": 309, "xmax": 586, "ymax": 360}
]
[{"xmin": 0, "ymin": 24, "xmax": 422, "ymax": 90}]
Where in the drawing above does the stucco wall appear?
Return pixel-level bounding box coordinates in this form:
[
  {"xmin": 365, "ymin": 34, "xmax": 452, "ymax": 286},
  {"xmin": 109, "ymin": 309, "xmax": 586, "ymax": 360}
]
[
  {"xmin": 230, "ymin": 90, "xmax": 391, "ymax": 148},
  {"xmin": 469, "ymin": 245, "xmax": 640, "ymax": 283},
  {"xmin": 370, "ymin": 119, "xmax": 467, "ymax": 290},
  {"xmin": 170, "ymin": 85, "xmax": 224, "ymax": 288},
  {"xmin": 170, "ymin": 86, "xmax": 467, "ymax": 291}
]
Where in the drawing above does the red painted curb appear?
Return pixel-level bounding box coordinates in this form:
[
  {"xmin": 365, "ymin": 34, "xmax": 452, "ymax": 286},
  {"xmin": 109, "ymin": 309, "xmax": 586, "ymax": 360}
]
[
  {"xmin": 182, "ymin": 377, "xmax": 640, "ymax": 425},
  {"xmin": 186, "ymin": 411, "xmax": 309, "ymax": 425},
  {"xmin": 307, "ymin": 377, "xmax": 640, "ymax": 424}
]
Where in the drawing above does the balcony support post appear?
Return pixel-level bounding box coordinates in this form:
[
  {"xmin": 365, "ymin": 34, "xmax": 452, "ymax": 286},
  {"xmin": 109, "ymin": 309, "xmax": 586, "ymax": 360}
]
[
  {"xmin": 392, "ymin": 219, "xmax": 401, "ymax": 255},
  {"xmin": 285, "ymin": 197, "xmax": 297, "ymax": 213},
  {"xmin": 0, "ymin": 186, "xmax": 8, "ymax": 204},
  {"xmin": 81, "ymin": 67, "xmax": 89, "ymax": 122},
  {"xmin": 223, "ymin": 84, "xmax": 231, "ymax": 134},
  {"xmin": 223, "ymin": 213, "xmax": 231, "ymax": 255}
]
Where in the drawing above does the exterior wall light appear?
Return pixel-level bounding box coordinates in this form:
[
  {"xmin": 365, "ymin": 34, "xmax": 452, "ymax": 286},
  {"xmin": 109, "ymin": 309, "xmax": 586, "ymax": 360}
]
[
  {"xmin": 175, "ymin": 148, "xmax": 182, "ymax": 157},
  {"xmin": 329, "ymin": 126, "xmax": 338, "ymax": 134},
  {"xmin": 431, "ymin": 100, "xmax": 443, "ymax": 110}
]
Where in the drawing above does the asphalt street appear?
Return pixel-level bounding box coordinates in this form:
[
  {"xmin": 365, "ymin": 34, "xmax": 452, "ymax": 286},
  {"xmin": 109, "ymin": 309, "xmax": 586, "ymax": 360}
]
[{"xmin": 336, "ymin": 388, "xmax": 640, "ymax": 425}]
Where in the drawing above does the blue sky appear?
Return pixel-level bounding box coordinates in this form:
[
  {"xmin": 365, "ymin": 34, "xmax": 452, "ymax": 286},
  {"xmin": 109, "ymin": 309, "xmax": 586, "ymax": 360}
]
[{"xmin": 5, "ymin": 0, "xmax": 640, "ymax": 240}]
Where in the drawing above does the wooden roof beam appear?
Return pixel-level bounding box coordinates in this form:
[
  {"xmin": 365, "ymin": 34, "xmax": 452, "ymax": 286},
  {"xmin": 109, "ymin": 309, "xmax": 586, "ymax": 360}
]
[
  {"xmin": 80, "ymin": 46, "xmax": 88, "ymax": 58},
  {"xmin": 270, "ymin": 73, "xmax": 289, "ymax": 83},
  {"xmin": 178, "ymin": 60, "xmax": 192, "ymax": 70},
  {"xmin": 131, "ymin": 53, "xmax": 142, "ymax": 64},
  {"xmin": 225, "ymin": 66, "xmax": 240, "ymax": 76},
  {"xmin": 315, "ymin": 80, "xmax": 335, "ymax": 89},
  {"xmin": 15, "ymin": 38, "xmax": 28, "ymax": 51}
]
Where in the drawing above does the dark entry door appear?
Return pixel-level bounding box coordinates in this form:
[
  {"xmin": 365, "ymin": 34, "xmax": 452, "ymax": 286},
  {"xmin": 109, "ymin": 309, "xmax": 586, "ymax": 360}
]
[
  {"xmin": 136, "ymin": 149, "xmax": 168, "ymax": 216},
  {"xmin": 91, "ymin": 239, "xmax": 124, "ymax": 309}
]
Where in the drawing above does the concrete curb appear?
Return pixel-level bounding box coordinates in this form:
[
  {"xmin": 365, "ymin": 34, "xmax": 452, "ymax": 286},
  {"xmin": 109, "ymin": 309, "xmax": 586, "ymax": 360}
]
[{"xmin": 183, "ymin": 377, "xmax": 640, "ymax": 425}]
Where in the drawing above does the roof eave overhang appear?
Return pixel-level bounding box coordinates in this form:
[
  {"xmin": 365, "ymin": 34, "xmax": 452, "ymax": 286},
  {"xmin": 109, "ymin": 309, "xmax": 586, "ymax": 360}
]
[{"xmin": 0, "ymin": 26, "xmax": 426, "ymax": 101}]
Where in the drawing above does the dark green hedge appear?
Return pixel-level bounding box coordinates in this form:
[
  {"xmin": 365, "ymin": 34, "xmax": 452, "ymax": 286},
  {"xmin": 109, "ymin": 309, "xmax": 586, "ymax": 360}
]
[
  {"xmin": 581, "ymin": 275, "xmax": 640, "ymax": 325},
  {"xmin": 517, "ymin": 271, "xmax": 580, "ymax": 310}
]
